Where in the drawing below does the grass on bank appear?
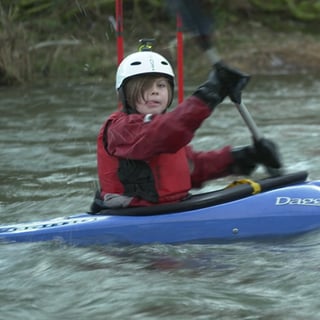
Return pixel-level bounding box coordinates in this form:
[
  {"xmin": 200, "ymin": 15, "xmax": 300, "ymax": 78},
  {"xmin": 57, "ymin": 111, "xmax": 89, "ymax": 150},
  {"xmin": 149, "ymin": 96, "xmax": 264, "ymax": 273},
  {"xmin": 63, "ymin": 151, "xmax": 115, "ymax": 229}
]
[{"xmin": 1, "ymin": 0, "xmax": 320, "ymax": 86}]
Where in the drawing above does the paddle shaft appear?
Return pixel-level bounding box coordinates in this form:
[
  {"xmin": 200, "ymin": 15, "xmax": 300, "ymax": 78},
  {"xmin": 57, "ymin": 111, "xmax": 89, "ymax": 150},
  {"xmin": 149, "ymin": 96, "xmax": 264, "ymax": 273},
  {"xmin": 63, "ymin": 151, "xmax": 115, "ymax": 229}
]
[{"xmin": 234, "ymin": 102, "xmax": 263, "ymax": 141}]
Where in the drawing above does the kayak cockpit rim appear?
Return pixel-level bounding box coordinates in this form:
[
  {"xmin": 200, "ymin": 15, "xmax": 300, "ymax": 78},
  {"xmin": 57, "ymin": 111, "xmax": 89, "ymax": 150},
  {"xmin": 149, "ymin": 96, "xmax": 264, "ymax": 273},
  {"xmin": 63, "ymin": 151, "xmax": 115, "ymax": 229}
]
[{"xmin": 89, "ymin": 171, "xmax": 309, "ymax": 217}]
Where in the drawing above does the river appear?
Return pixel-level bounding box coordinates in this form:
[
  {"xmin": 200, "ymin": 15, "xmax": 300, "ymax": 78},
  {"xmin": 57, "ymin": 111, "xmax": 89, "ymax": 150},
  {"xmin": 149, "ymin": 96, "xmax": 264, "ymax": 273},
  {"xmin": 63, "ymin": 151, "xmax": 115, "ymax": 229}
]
[{"xmin": 1, "ymin": 74, "xmax": 320, "ymax": 319}]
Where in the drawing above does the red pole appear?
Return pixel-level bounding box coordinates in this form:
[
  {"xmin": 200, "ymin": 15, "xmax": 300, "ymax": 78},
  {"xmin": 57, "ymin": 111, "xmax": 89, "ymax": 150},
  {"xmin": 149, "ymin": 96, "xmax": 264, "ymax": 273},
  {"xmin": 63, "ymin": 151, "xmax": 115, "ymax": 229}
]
[
  {"xmin": 176, "ymin": 14, "xmax": 184, "ymax": 103},
  {"xmin": 116, "ymin": 0, "xmax": 124, "ymax": 65}
]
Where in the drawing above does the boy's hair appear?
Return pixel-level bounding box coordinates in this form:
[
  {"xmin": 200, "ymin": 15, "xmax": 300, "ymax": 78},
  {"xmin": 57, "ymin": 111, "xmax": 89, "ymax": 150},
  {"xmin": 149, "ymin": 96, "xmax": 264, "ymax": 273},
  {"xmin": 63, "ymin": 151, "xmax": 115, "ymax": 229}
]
[{"xmin": 124, "ymin": 74, "xmax": 173, "ymax": 113}]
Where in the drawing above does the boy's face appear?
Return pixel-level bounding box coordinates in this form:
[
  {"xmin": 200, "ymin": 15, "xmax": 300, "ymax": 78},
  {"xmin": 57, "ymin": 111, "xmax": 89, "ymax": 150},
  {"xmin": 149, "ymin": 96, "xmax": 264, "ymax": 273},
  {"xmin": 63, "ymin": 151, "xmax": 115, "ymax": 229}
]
[{"xmin": 135, "ymin": 77, "xmax": 170, "ymax": 115}]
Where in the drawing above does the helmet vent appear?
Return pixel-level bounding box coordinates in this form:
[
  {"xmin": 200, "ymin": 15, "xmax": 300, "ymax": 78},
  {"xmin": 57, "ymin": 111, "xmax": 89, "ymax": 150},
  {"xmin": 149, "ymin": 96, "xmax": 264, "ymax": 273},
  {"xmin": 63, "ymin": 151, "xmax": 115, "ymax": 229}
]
[
  {"xmin": 161, "ymin": 61, "xmax": 168, "ymax": 65},
  {"xmin": 131, "ymin": 61, "xmax": 141, "ymax": 65}
]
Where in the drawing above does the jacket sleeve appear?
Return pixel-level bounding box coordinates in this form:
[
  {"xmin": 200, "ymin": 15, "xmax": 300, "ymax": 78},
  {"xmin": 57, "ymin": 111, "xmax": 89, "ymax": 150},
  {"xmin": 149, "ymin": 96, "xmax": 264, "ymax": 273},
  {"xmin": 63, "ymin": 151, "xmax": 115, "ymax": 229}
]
[
  {"xmin": 185, "ymin": 145, "xmax": 234, "ymax": 188},
  {"xmin": 106, "ymin": 96, "xmax": 212, "ymax": 160}
]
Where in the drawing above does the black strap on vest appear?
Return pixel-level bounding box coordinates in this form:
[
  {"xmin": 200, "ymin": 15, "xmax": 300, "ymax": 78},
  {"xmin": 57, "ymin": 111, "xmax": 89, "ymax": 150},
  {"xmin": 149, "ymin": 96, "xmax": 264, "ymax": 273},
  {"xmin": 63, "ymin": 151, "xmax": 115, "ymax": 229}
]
[
  {"xmin": 102, "ymin": 119, "xmax": 158, "ymax": 203},
  {"xmin": 118, "ymin": 159, "xmax": 159, "ymax": 203}
]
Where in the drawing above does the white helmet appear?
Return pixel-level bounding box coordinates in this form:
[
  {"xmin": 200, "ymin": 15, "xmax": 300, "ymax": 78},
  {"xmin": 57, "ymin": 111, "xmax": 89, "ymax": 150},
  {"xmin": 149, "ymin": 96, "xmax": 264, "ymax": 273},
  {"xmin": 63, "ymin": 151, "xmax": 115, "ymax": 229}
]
[{"xmin": 116, "ymin": 51, "xmax": 175, "ymax": 90}]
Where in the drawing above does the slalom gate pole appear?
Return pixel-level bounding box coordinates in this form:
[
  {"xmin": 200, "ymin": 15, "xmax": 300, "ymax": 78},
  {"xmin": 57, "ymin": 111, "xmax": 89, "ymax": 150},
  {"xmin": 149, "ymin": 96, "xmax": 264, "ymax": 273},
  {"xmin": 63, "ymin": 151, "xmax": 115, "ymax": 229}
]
[
  {"xmin": 116, "ymin": 0, "xmax": 124, "ymax": 65},
  {"xmin": 176, "ymin": 13, "xmax": 184, "ymax": 103}
]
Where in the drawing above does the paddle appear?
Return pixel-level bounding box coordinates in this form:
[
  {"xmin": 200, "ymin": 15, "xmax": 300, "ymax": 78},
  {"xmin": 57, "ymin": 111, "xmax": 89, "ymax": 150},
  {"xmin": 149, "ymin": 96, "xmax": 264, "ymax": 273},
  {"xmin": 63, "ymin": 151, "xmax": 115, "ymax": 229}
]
[
  {"xmin": 214, "ymin": 60, "xmax": 283, "ymax": 175},
  {"xmin": 171, "ymin": 2, "xmax": 283, "ymax": 176},
  {"xmin": 213, "ymin": 61, "xmax": 283, "ymax": 176}
]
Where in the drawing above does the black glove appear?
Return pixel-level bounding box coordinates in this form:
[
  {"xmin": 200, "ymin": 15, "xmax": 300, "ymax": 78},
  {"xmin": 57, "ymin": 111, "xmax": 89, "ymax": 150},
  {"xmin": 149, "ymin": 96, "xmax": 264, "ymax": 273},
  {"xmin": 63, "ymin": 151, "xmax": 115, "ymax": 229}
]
[
  {"xmin": 231, "ymin": 138, "xmax": 283, "ymax": 175},
  {"xmin": 193, "ymin": 62, "xmax": 250, "ymax": 110},
  {"xmin": 253, "ymin": 138, "xmax": 283, "ymax": 169},
  {"xmin": 192, "ymin": 69, "xmax": 228, "ymax": 111},
  {"xmin": 231, "ymin": 145, "xmax": 257, "ymax": 175},
  {"xmin": 214, "ymin": 62, "xmax": 250, "ymax": 104}
]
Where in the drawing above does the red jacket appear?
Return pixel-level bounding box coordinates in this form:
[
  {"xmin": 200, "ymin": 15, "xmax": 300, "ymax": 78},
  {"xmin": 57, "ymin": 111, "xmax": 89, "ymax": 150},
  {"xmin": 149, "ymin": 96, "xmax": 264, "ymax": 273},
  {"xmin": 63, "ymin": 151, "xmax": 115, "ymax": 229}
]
[{"xmin": 97, "ymin": 96, "xmax": 234, "ymax": 207}]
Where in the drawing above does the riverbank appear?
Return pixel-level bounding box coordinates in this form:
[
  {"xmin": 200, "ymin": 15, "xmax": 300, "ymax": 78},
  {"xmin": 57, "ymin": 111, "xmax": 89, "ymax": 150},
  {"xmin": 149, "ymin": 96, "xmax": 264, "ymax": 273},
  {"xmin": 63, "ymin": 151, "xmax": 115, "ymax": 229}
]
[
  {"xmin": 33, "ymin": 20, "xmax": 320, "ymax": 84},
  {"xmin": 172, "ymin": 20, "xmax": 320, "ymax": 84},
  {"xmin": 214, "ymin": 22, "xmax": 320, "ymax": 76},
  {"xmin": 1, "ymin": 16, "xmax": 320, "ymax": 86}
]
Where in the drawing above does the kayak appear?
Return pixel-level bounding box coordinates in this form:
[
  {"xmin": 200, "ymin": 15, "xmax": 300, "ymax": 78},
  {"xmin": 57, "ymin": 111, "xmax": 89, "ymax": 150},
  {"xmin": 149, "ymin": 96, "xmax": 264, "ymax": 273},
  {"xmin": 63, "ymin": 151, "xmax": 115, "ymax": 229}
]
[{"xmin": 1, "ymin": 171, "xmax": 320, "ymax": 246}]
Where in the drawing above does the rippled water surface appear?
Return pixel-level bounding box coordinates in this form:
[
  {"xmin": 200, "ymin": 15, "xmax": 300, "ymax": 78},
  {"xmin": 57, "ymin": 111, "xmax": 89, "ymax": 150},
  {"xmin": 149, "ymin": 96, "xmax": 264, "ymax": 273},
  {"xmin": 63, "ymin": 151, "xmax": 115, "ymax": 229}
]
[{"xmin": 1, "ymin": 74, "xmax": 320, "ymax": 319}]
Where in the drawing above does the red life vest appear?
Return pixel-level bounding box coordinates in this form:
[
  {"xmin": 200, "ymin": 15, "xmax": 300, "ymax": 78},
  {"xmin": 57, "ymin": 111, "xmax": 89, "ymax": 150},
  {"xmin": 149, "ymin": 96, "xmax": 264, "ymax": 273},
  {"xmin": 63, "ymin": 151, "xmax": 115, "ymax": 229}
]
[{"xmin": 97, "ymin": 122, "xmax": 191, "ymax": 206}]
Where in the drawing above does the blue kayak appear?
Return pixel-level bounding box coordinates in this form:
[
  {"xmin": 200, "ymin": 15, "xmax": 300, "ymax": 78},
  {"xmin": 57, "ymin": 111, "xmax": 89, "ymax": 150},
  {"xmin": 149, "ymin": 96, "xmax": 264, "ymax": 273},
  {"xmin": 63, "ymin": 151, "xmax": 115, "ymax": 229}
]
[{"xmin": 1, "ymin": 171, "xmax": 320, "ymax": 246}]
